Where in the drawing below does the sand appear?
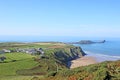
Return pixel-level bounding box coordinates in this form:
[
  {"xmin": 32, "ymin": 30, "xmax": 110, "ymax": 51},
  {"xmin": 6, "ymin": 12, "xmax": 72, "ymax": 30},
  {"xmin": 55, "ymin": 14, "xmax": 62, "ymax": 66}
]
[{"xmin": 70, "ymin": 56, "xmax": 98, "ymax": 69}]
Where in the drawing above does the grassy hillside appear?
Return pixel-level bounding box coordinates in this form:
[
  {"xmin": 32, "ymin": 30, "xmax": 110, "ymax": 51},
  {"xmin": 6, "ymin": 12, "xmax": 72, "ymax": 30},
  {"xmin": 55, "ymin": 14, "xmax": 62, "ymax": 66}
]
[
  {"xmin": 0, "ymin": 42, "xmax": 120, "ymax": 80},
  {"xmin": 0, "ymin": 53, "xmax": 38, "ymax": 75},
  {"xmin": 0, "ymin": 42, "xmax": 71, "ymax": 50},
  {"xmin": 0, "ymin": 42, "xmax": 85, "ymax": 80},
  {"xmin": 41, "ymin": 60, "xmax": 120, "ymax": 80}
]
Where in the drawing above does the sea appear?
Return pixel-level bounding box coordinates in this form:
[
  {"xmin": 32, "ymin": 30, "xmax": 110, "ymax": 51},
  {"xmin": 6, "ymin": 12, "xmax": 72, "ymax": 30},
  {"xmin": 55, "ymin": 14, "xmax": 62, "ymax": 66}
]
[
  {"xmin": 0, "ymin": 36, "xmax": 120, "ymax": 62},
  {"xmin": 74, "ymin": 40, "xmax": 120, "ymax": 62}
]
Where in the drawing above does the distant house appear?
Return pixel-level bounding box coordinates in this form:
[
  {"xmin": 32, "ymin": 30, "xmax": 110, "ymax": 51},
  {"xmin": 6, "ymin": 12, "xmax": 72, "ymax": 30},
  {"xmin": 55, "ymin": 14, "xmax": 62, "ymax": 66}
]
[
  {"xmin": 0, "ymin": 50, "xmax": 5, "ymax": 54},
  {"xmin": 0, "ymin": 56, "xmax": 6, "ymax": 62},
  {"xmin": 37, "ymin": 48, "xmax": 45, "ymax": 58},
  {"xmin": 16, "ymin": 48, "xmax": 26, "ymax": 52},
  {"xmin": 3, "ymin": 49, "xmax": 11, "ymax": 53},
  {"xmin": 25, "ymin": 48, "xmax": 37, "ymax": 55},
  {"xmin": 37, "ymin": 48, "xmax": 44, "ymax": 55},
  {"xmin": 16, "ymin": 48, "xmax": 45, "ymax": 56}
]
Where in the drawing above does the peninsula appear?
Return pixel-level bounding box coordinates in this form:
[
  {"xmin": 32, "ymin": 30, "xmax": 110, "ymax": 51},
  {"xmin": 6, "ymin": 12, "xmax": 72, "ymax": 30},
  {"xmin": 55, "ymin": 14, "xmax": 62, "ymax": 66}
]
[{"xmin": 70, "ymin": 40, "xmax": 106, "ymax": 44}]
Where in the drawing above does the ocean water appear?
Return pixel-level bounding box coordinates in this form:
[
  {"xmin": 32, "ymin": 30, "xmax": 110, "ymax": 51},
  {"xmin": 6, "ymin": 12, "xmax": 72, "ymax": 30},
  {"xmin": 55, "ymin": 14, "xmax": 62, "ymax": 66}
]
[
  {"xmin": 0, "ymin": 36, "xmax": 120, "ymax": 62},
  {"xmin": 74, "ymin": 40, "xmax": 120, "ymax": 62}
]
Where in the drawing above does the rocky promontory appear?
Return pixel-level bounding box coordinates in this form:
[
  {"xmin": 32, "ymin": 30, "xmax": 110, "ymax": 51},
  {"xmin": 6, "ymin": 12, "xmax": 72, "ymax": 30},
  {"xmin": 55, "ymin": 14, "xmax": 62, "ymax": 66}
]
[{"xmin": 70, "ymin": 40, "xmax": 106, "ymax": 44}]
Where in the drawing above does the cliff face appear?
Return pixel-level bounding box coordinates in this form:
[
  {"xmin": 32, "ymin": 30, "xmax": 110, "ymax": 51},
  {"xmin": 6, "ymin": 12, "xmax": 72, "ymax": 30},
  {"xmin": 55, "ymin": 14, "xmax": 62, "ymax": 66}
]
[
  {"xmin": 53, "ymin": 46, "xmax": 86, "ymax": 64},
  {"xmin": 71, "ymin": 47, "xmax": 86, "ymax": 57}
]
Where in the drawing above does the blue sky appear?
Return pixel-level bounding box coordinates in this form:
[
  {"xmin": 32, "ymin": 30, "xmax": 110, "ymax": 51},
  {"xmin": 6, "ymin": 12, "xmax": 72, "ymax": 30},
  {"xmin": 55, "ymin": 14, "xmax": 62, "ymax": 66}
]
[{"xmin": 0, "ymin": 0, "xmax": 120, "ymax": 37}]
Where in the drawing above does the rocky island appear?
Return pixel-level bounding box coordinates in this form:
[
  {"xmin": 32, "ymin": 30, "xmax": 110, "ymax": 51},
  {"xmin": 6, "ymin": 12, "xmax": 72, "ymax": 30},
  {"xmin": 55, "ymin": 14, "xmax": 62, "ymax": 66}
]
[{"xmin": 70, "ymin": 40, "xmax": 106, "ymax": 44}]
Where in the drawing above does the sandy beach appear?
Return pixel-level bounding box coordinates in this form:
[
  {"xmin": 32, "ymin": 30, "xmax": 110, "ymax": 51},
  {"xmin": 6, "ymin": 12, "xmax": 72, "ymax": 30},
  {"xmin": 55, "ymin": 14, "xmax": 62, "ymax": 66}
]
[{"xmin": 69, "ymin": 56, "xmax": 98, "ymax": 69}]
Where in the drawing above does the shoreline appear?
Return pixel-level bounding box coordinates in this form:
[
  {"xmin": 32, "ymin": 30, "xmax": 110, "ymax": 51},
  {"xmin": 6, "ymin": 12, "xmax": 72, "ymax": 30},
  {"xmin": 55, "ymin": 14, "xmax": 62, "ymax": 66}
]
[
  {"xmin": 84, "ymin": 51, "xmax": 120, "ymax": 62},
  {"xmin": 68, "ymin": 56, "xmax": 98, "ymax": 69}
]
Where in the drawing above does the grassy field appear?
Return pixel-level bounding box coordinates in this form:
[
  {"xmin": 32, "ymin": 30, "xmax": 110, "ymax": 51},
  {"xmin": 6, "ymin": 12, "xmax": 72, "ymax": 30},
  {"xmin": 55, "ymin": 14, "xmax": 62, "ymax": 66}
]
[
  {"xmin": 0, "ymin": 42, "xmax": 70, "ymax": 50},
  {"xmin": 0, "ymin": 75, "xmax": 44, "ymax": 80},
  {"xmin": 0, "ymin": 53, "xmax": 39, "ymax": 75}
]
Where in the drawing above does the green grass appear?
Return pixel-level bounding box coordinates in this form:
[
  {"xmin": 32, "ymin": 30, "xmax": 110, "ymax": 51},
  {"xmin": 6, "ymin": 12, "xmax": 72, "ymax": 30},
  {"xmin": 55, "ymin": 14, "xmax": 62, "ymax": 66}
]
[
  {"xmin": 0, "ymin": 42, "xmax": 75, "ymax": 80},
  {"xmin": 43, "ymin": 60, "xmax": 120, "ymax": 80},
  {"xmin": 0, "ymin": 42, "xmax": 69, "ymax": 50},
  {"xmin": 2, "ymin": 52, "xmax": 35, "ymax": 62},
  {"xmin": 0, "ymin": 75, "xmax": 44, "ymax": 80},
  {"xmin": 0, "ymin": 53, "xmax": 38, "ymax": 76}
]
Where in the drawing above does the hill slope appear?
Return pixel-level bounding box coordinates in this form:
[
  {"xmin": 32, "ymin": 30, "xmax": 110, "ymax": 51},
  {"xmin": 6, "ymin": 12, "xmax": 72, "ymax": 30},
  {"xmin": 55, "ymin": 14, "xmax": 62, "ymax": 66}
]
[
  {"xmin": 42, "ymin": 60, "xmax": 120, "ymax": 80},
  {"xmin": 0, "ymin": 42, "xmax": 85, "ymax": 80},
  {"xmin": 0, "ymin": 42, "xmax": 120, "ymax": 80}
]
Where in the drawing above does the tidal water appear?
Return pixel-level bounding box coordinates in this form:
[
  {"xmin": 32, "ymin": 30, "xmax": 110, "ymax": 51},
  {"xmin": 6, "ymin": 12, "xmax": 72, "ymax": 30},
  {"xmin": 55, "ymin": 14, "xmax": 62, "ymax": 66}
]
[{"xmin": 74, "ymin": 40, "xmax": 120, "ymax": 62}]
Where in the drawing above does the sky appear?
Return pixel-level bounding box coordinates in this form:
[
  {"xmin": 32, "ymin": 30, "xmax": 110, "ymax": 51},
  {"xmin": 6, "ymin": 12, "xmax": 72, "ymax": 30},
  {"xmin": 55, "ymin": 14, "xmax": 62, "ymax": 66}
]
[{"xmin": 0, "ymin": 0, "xmax": 120, "ymax": 38}]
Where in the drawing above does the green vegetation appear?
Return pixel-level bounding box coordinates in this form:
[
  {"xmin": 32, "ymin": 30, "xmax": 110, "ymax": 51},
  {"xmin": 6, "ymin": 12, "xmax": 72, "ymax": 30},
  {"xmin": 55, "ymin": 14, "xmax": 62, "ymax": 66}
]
[
  {"xmin": 0, "ymin": 42, "xmax": 120, "ymax": 80},
  {"xmin": 0, "ymin": 53, "xmax": 38, "ymax": 75},
  {"xmin": 1, "ymin": 53, "xmax": 35, "ymax": 62},
  {"xmin": 42, "ymin": 60, "xmax": 120, "ymax": 80},
  {"xmin": 0, "ymin": 42, "xmax": 84, "ymax": 80}
]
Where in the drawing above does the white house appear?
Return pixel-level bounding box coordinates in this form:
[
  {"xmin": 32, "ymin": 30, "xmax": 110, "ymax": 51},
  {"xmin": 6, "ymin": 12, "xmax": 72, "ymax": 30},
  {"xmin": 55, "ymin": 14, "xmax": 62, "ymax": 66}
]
[{"xmin": 2, "ymin": 49, "xmax": 11, "ymax": 53}]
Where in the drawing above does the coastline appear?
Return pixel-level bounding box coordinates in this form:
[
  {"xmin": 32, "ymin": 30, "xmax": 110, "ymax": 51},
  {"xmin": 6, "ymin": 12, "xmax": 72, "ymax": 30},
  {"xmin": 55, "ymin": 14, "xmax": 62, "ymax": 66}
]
[
  {"xmin": 69, "ymin": 56, "xmax": 98, "ymax": 69},
  {"xmin": 84, "ymin": 51, "xmax": 120, "ymax": 62},
  {"xmin": 68, "ymin": 50, "xmax": 120, "ymax": 69}
]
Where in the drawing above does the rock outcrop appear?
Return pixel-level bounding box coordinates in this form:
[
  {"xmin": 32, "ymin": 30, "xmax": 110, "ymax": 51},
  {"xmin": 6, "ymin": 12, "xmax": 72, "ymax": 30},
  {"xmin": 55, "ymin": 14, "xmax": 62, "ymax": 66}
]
[
  {"xmin": 70, "ymin": 40, "xmax": 106, "ymax": 44},
  {"xmin": 53, "ymin": 47, "xmax": 86, "ymax": 64}
]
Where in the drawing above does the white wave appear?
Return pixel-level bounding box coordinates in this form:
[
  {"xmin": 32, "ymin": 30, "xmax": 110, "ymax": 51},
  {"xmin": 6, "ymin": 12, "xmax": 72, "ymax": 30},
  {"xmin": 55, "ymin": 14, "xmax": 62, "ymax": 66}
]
[{"xmin": 84, "ymin": 51, "xmax": 120, "ymax": 62}]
